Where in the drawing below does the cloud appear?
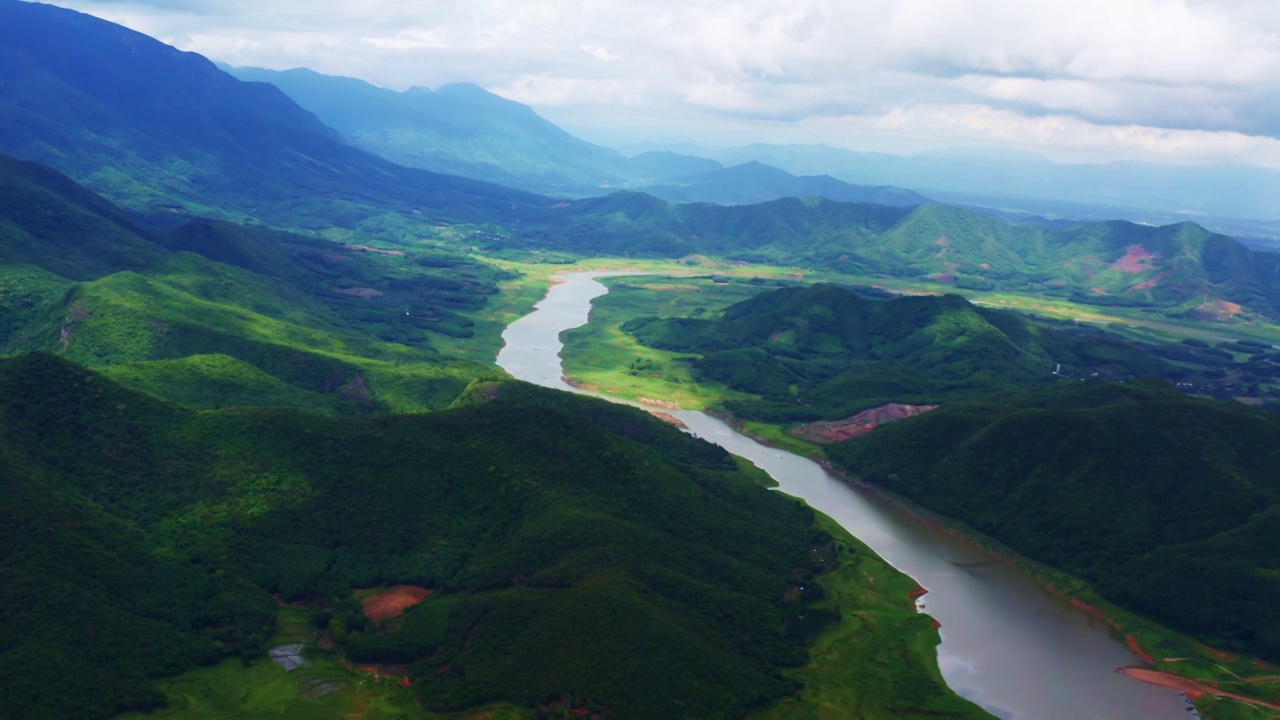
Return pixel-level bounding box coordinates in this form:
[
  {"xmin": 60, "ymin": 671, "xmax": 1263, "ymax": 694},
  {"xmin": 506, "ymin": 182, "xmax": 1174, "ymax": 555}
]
[{"xmin": 41, "ymin": 0, "xmax": 1280, "ymax": 164}]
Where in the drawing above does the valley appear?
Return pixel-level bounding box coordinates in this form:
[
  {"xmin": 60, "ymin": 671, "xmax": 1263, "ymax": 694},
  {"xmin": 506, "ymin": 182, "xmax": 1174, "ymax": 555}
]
[{"xmin": 2, "ymin": 2, "xmax": 1280, "ymax": 719}]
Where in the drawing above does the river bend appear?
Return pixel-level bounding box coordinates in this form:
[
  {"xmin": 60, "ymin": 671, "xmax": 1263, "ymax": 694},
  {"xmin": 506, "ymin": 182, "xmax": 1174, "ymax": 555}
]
[{"xmin": 496, "ymin": 272, "xmax": 1186, "ymax": 720}]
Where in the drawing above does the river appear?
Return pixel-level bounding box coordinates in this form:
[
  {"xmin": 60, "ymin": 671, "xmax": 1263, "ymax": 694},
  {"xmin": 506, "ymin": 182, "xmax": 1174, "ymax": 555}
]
[{"xmin": 496, "ymin": 272, "xmax": 1189, "ymax": 720}]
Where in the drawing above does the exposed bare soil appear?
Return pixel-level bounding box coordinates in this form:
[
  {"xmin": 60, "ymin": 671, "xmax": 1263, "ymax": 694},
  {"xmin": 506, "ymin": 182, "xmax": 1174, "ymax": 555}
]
[
  {"xmin": 790, "ymin": 403, "xmax": 938, "ymax": 443},
  {"xmin": 1111, "ymin": 245, "xmax": 1158, "ymax": 272},
  {"xmin": 1117, "ymin": 668, "xmax": 1280, "ymax": 711},
  {"xmin": 361, "ymin": 585, "xmax": 431, "ymax": 623}
]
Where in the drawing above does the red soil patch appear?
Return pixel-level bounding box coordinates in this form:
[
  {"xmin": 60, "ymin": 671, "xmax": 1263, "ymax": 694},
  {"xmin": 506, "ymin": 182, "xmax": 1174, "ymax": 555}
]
[
  {"xmin": 1091, "ymin": 287, "xmax": 1109, "ymax": 296},
  {"xmin": 935, "ymin": 235, "xmax": 951, "ymax": 247},
  {"xmin": 791, "ymin": 404, "xmax": 938, "ymax": 443},
  {"xmin": 1111, "ymin": 245, "xmax": 1158, "ymax": 273},
  {"xmin": 361, "ymin": 585, "xmax": 431, "ymax": 623},
  {"xmin": 1070, "ymin": 598, "xmax": 1121, "ymax": 630},
  {"xmin": 646, "ymin": 411, "xmax": 687, "ymax": 428},
  {"xmin": 979, "ymin": 262, "xmax": 991, "ymax": 270},
  {"xmin": 1204, "ymin": 645, "xmax": 1240, "ymax": 661},
  {"xmin": 1127, "ymin": 272, "xmax": 1169, "ymax": 292},
  {"xmin": 1116, "ymin": 668, "xmax": 1280, "ymax": 711},
  {"xmin": 1192, "ymin": 299, "xmax": 1246, "ymax": 322},
  {"xmin": 931, "ymin": 619, "xmax": 942, "ymax": 629},
  {"xmin": 1126, "ymin": 635, "xmax": 1155, "ymax": 665},
  {"xmin": 907, "ymin": 585, "xmax": 929, "ymax": 601}
]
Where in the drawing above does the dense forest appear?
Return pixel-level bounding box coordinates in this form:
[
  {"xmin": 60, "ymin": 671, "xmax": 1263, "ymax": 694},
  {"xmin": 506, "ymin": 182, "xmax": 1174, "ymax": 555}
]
[
  {"xmin": 0, "ymin": 353, "xmax": 853, "ymax": 719},
  {"xmin": 828, "ymin": 380, "xmax": 1280, "ymax": 661},
  {"xmin": 625, "ymin": 283, "xmax": 1169, "ymax": 421}
]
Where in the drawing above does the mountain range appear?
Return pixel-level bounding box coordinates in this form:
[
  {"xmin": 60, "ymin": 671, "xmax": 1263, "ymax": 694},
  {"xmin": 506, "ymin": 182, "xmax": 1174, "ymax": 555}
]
[
  {"xmin": 225, "ymin": 65, "xmax": 930, "ymax": 207},
  {"xmin": 3, "ymin": 2, "xmax": 1280, "ymax": 718},
  {"xmin": 5, "ymin": 0, "xmax": 1280, "ymax": 322}
]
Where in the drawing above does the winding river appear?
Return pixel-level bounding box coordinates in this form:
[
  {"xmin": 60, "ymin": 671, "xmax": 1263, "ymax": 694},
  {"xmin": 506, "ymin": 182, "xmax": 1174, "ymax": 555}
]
[{"xmin": 496, "ymin": 272, "xmax": 1188, "ymax": 720}]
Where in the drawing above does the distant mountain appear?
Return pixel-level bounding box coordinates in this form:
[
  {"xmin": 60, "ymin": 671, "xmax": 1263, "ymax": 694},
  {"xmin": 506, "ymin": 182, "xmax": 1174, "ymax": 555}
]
[
  {"xmin": 709, "ymin": 143, "xmax": 1280, "ymax": 222},
  {"xmin": 529, "ymin": 197, "xmax": 1280, "ymax": 318},
  {"xmin": 226, "ymin": 66, "xmax": 627, "ymax": 195},
  {"xmin": 638, "ymin": 161, "xmax": 930, "ymax": 207},
  {"xmin": 828, "ymin": 379, "xmax": 1280, "ymax": 662},
  {"xmin": 621, "ymin": 150, "xmax": 724, "ymax": 181},
  {"xmin": 0, "ymin": 1, "xmax": 546, "ymax": 231}
]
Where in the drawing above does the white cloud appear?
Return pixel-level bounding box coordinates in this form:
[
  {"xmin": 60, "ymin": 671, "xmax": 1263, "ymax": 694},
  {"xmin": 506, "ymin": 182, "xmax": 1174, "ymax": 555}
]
[{"xmin": 42, "ymin": 0, "xmax": 1280, "ymax": 164}]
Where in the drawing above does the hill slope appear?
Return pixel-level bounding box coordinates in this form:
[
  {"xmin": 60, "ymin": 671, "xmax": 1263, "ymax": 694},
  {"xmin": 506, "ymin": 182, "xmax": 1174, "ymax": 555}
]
[
  {"xmin": 226, "ymin": 66, "xmax": 627, "ymax": 195},
  {"xmin": 827, "ymin": 380, "xmax": 1280, "ymax": 663},
  {"xmin": 0, "ymin": 353, "xmax": 854, "ymax": 719},
  {"xmin": 625, "ymin": 283, "xmax": 1168, "ymax": 421},
  {"xmin": 0, "ymin": 1, "xmax": 547, "ymax": 231},
  {"xmin": 528, "ymin": 196, "xmax": 1280, "ymax": 318},
  {"xmin": 0, "ymin": 151, "xmax": 508, "ymax": 413}
]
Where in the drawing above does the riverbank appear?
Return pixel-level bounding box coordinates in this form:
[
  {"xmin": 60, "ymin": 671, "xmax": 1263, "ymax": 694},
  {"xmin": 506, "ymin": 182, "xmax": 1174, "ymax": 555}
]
[
  {"xmin": 703, "ymin": 406, "xmax": 1280, "ymax": 719},
  {"xmin": 750, "ymin": 513, "xmax": 994, "ymax": 720},
  {"xmin": 515, "ymin": 270, "xmax": 1195, "ymax": 718}
]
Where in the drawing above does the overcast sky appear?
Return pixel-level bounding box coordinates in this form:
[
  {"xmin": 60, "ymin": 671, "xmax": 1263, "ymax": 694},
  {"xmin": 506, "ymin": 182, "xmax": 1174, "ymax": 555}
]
[{"xmin": 42, "ymin": 0, "xmax": 1280, "ymax": 166}]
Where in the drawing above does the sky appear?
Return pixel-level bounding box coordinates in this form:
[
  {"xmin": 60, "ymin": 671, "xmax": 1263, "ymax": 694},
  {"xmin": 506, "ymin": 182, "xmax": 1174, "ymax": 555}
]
[{"xmin": 41, "ymin": 0, "xmax": 1280, "ymax": 166}]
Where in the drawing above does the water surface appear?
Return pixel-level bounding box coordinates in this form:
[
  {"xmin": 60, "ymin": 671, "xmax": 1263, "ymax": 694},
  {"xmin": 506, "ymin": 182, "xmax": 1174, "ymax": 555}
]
[{"xmin": 497, "ymin": 272, "xmax": 1187, "ymax": 720}]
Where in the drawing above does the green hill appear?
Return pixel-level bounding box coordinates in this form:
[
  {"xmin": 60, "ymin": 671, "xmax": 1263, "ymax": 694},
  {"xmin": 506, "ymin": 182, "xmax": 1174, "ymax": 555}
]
[
  {"xmin": 625, "ymin": 283, "xmax": 1167, "ymax": 421},
  {"xmin": 526, "ymin": 197, "xmax": 1280, "ymax": 318},
  {"xmin": 0, "ymin": 353, "xmax": 859, "ymax": 719},
  {"xmin": 0, "ymin": 152, "xmax": 510, "ymax": 413},
  {"xmin": 827, "ymin": 380, "xmax": 1280, "ymax": 662}
]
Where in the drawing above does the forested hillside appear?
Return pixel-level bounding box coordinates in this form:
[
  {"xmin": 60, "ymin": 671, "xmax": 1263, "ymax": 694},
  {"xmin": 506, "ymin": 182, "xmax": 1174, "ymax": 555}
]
[
  {"xmin": 625, "ymin": 283, "xmax": 1167, "ymax": 421},
  {"xmin": 829, "ymin": 380, "xmax": 1280, "ymax": 662},
  {"xmin": 0, "ymin": 354, "xmax": 850, "ymax": 719},
  {"xmin": 0, "ymin": 151, "xmax": 513, "ymax": 414}
]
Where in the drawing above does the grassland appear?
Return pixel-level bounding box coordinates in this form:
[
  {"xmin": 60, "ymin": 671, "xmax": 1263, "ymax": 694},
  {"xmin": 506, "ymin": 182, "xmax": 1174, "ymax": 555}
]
[
  {"xmin": 559, "ymin": 274, "xmax": 775, "ymax": 409},
  {"xmin": 752, "ymin": 514, "xmax": 992, "ymax": 719},
  {"xmin": 121, "ymin": 608, "xmax": 530, "ymax": 720}
]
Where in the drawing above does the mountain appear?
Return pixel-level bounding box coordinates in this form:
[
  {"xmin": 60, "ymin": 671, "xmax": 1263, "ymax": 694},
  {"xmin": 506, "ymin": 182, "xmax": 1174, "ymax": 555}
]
[
  {"xmin": 225, "ymin": 66, "xmax": 929, "ymax": 208},
  {"xmin": 0, "ymin": 151, "xmax": 512, "ymax": 414},
  {"xmin": 528, "ymin": 197, "xmax": 1280, "ymax": 319},
  {"xmin": 637, "ymin": 161, "xmax": 930, "ymax": 207},
  {"xmin": 708, "ymin": 143, "xmax": 1280, "ymax": 223},
  {"xmin": 827, "ymin": 379, "xmax": 1280, "ymax": 663},
  {"xmin": 0, "ymin": 353, "xmax": 847, "ymax": 718},
  {"xmin": 622, "ymin": 150, "xmax": 725, "ymax": 181},
  {"xmin": 624, "ymin": 283, "xmax": 1168, "ymax": 421},
  {"xmin": 226, "ymin": 66, "xmax": 627, "ymax": 195},
  {"xmin": 0, "ymin": 1, "xmax": 547, "ymax": 232}
]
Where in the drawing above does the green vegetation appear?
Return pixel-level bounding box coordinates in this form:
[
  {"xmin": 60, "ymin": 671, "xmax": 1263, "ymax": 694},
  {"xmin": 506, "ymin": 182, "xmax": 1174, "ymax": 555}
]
[
  {"xmin": 559, "ymin": 275, "xmax": 776, "ymax": 408},
  {"xmin": 624, "ymin": 282, "xmax": 1169, "ymax": 422},
  {"xmin": 0, "ymin": 152, "xmax": 544, "ymax": 413},
  {"xmin": 754, "ymin": 515, "xmax": 990, "ymax": 719},
  {"xmin": 0, "ymin": 354, "xmax": 889, "ymax": 719},
  {"xmin": 829, "ymin": 380, "xmax": 1280, "ymax": 667}
]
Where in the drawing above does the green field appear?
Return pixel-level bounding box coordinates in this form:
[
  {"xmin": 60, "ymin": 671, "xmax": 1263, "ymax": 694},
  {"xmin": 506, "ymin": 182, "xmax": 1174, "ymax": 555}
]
[{"xmin": 753, "ymin": 515, "xmax": 991, "ymax": 720}]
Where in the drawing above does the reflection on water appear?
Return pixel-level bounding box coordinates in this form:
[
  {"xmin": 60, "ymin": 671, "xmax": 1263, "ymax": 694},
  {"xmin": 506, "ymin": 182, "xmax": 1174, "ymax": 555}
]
[{"xmin": 496, "ymin": 272, "xmax": 1186, "ymax": 720}]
